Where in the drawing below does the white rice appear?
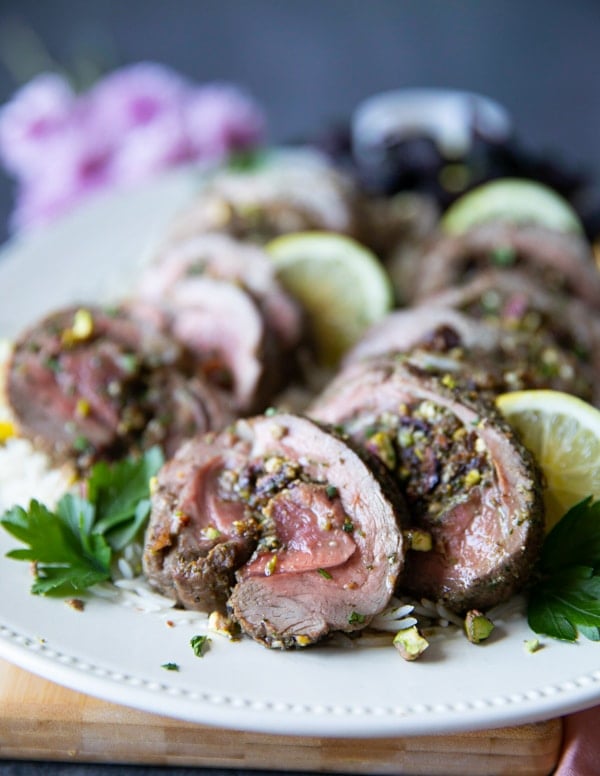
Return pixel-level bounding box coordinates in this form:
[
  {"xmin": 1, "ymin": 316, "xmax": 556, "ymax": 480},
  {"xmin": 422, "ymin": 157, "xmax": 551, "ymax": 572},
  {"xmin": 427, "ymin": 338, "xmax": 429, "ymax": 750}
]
[{"xmin": 0, "ymin": 437, "xmax": 75, "ymax": 512}]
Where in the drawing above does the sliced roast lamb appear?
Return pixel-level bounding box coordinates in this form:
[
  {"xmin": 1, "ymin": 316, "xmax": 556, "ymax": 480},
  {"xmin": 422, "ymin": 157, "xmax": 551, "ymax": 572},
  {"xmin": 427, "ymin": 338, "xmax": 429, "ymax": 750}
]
[
  {"xmin": 143, "ymin": 430, "xmax": 261, "ymax": 613},
  {"xmin": 138, "ymin": 232, "xmax": 304, "ymax": 354},
  {"xmin": 343, "ymin": 263, "xmax": 599, "ymax": 403},
  {"xmin": 426, "ymin": 269, "xmax": 600, "ymax": 403},
  {"xmin": 7, "ymin": 305, "xmax": 234, "ymax": 468},
  {"xmin": 310, "ymin": 356, "xmax": 545, "ymax": 613},
  {"xmin": 143, "ymin": 413, "xmax": 407, "ymax": 647},
  {"xmin": 411, "ymin": 222, "xmax": 600, "ymax": 307},
  {"xmin": 134, "ymin": 233, "xmax": 304, "ymax": 413},
  {"xmin": 165, "ymin": 150, "xmax": 366, "ymax": 246},
  {"xmin": 157, "ymin": 277, "xmax": 281, "ymax": 413},
  {"xmin": 343, "ymin": 307, "xmax": 501, "ymax": 367}
]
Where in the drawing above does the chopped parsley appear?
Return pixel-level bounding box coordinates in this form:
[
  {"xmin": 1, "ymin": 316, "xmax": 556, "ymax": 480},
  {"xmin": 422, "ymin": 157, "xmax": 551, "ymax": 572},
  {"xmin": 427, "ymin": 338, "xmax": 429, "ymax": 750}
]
[
  {"xmin": 317, "ymin": 568, "xmax": 332, "ymax": 580},
  {"xmin": 348, "ymin": 611, "xmax": 366, "ymax": 625},
  {"xmin": 527, "ymin": 497, "xmax": 600, "ymax": 642},
  {"xmin": 0, "ymin": 448, "xmax": 163, "ymax": 596},
  {"xmin": 161, "ymin": 662, "xmax": 179, "ymax": 671},
  {"xmin": 325, "ymin": 485, "xmax": 339, "ymax": 499},
  {"xmin": 190, "ymin": 634, "xmax": 211, "ymax": 657}
]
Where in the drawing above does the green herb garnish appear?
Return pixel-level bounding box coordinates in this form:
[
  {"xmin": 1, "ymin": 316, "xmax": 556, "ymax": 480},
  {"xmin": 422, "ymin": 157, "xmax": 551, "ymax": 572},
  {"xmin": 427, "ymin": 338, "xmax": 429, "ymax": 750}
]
[
  {"xmin": 190, "ymin": 634, "xmax": 211, "ymax": 657},
  {"xmin": 317, "ymin": 568, "xmax": 332, "ymax": 580},
  {"xmin": 0, "ymin": 447, "xmax": 163, "ymax": 596},
  {"xmin": 527, "ymin": 497, "xmax": 600, "ymax": 642},
  {"xmin": 348, "ymin": 611, "xmax": 366, "ymax": 625},
  {"xmin": 162, "ymin": 662, "xmax": 179, "ymax": 671}
]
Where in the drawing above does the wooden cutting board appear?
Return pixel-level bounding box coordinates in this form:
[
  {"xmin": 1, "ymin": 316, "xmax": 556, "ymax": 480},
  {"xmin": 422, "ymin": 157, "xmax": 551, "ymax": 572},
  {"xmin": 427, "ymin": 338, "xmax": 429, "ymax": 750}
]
[{"xmin": 0, "ymin": 658, "xmax": 562, "ymax": 775}]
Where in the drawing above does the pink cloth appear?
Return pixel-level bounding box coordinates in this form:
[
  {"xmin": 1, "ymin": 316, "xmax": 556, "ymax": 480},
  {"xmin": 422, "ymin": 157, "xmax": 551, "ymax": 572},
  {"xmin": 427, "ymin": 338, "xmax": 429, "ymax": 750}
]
[{"xmin": 555, "ymin": 707, "xmax": 600, "ymax": 775}]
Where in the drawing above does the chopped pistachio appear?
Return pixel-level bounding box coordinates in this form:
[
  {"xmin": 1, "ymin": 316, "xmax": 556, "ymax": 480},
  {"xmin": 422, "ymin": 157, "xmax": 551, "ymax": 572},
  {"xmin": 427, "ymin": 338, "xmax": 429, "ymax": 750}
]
[
  {"xmin": 393, "ymin": 626, "xmax": 429, "ymax": 661},
  {"xmin": 265, "ymin": 554, "xmax": 278, "ymax": 576},
  {"xmin": 65, "ymin": 598, "xmax": 85, "ymax": 611},
  {"xmin": 524, "ymin": 638, "xmax": 544, "ymax": 654},
  {"xmin": 403, "ymin": 529, "xmax": 433, "ymax": 552},
  {"xmin": 270, "ymin": 423, "xmax": 286, "ymax": 440},
  {"xmin": 264, "ymin": 455, "xmax": 285, "ymax": 474},
  {"xmin": 75, "ymin": 398, "xmax": 90, "ymax": 418},
  {"xmin": 464, "ymin": 610, "xmax": 495, "ymax": 644},
  {"xmin": 474, "ymin": 437, "xmax": 487, "ymax": 454},
  {"xmin": 203, "ymin": 525, "xmax": 221, "ymax": 541},
  {"xmin": 62, "ymin": 308, "xmax": 94, "ymax": 346},
  {"xmin": 441, "ymin": 374, "xmax": 457, "ymax": 390},
  {"xmin": 464, "ymin": 469, "xmax": 481, "ymax": 488},
  {"xmin": 208, "ymin": 611, "xmax": 241, "ymax": 640},
  {"xmin": 366, "ymin": 431, "xmax": 396, "ymax": 469}
]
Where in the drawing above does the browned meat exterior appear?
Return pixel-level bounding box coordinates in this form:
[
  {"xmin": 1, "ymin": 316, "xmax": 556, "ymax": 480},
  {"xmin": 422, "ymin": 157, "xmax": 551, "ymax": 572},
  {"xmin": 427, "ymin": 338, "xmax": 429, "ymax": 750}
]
[
  {"xmin": 309, "ymin": 356, "xmax": 545, "ymax": 613},
  {"xmin": 143, "ymin": 413, "xmax": 406, "ymax": 647},
  {"xmin": 7, "ymin": 305, "xmax": 234, "ymax": 467},
  {"xmin": 412, "ymin": 222, "xmax": 600, "ymax": 307},
  {"xmin": 143, "ymin": 431, "xmax": 260, "ymax": 612},
  {"xmin": 142, "ymin": 370, "xmax": 235, "ymax": 458}
]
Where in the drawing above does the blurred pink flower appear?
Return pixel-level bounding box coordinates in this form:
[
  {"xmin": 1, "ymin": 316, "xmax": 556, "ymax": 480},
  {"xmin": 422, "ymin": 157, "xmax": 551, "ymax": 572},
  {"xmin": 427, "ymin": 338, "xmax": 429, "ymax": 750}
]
[
  {"xmin": 108, "ymin": 108, "xmax": 191, "ymax": 186},
  {"xmin": 84, "ymin": 61, "xmax": 190, "ymax": 140},
  {"xmin": 184, "ymin": 83, "xmax": 266, "ymax": 161},
  {"xmin": 9, "ymin": 121, "xmax": 116, "ymax": 231},
  {"xmin": 0, "ymin": 63, "xmax": 267, "ymax": 232},
  {"xmin": 0, "ymin": 73, "xmax": 76, "ymax": 178}
]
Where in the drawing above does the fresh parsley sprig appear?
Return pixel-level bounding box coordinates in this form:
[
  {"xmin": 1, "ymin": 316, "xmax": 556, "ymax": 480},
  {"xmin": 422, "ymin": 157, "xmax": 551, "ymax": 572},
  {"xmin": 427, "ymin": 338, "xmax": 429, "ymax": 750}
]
[
  {"xmin": 527, "ymin": 497, "xmax": 600, "ymax": 642},
  {"xmin": 0, "ymin": 447, "xmax": 163, "ymax": 596}
]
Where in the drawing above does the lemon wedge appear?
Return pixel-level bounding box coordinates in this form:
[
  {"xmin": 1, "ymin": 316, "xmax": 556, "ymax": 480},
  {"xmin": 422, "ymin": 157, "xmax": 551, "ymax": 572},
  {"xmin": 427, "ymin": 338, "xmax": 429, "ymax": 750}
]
[
  {"xmin": 267, "ymin": 232, "xmax": 393, "ymax": 366},
  {"xmin": 496, "ymin": 390, "xmax": 600, "ymax": 531},
  {"xmin": 442, "ymin": 178, "xmax": 584, "ymax": 236}
]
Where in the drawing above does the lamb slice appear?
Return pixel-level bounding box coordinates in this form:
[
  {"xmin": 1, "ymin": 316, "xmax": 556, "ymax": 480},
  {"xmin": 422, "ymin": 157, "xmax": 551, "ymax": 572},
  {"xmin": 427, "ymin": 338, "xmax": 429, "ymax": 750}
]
[
  {"xmin": 7, "ymin": 306, "xmax": 178, "ymax": 465},
  {"xmin": 427, "ymin": 269, "xmax": 600, "ymax": 404},
  {"xmin": 166, "ymin": 150, "xmax": 364, "ymax": 245},
  {"xmin": 141, "ymin": 370, "xmax": 235, "ymax": 458},
  {"xmin": 226, "ymin": 413, "xmax": 406, "ymax": 647},
  {"xmin": 310, "ymin": 356, "xmax": 545, "ymax": 613},
  {"xmin": 343, "ymin": 306, "xmax": 501, "ymax": 368},
  {"xmin": 142, "ymin": 431, "xmax": 260, "ymax": 612},
  {"xmin": 138, "ymin": 232, "xmax": 304, "ymax": 353},
  {"xmin": 412, "ymin": 222, "xmax": 600, "ymax": 307},
  {"xmin": 158, "ymin": 276, "xmax": 278, "ymax": 413}
]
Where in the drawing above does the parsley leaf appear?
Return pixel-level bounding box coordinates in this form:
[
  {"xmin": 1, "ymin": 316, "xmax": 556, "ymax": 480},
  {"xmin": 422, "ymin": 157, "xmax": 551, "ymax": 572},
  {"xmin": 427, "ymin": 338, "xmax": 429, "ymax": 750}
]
[
  {"xmin": 527, "ymin": 498, "xmax": 600, "ymax": 642},
  {"xmin": 0, "ymin": 448, "xmax": 163, "ymax": 596},
  {"xmin": 2, "ymin": 497, "xmax": 111, "ymax": 595},
  {"xmin": 89, "ymin": 446, "xmax": 163, "ymax": 550}
]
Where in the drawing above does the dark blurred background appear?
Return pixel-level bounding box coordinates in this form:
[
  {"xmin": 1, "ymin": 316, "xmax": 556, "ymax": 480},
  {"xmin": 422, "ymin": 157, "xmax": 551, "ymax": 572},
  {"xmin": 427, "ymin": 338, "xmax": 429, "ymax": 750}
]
[{"xmin": 0, "ymin": 0, "xmax": 599, "ymax": 242}]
